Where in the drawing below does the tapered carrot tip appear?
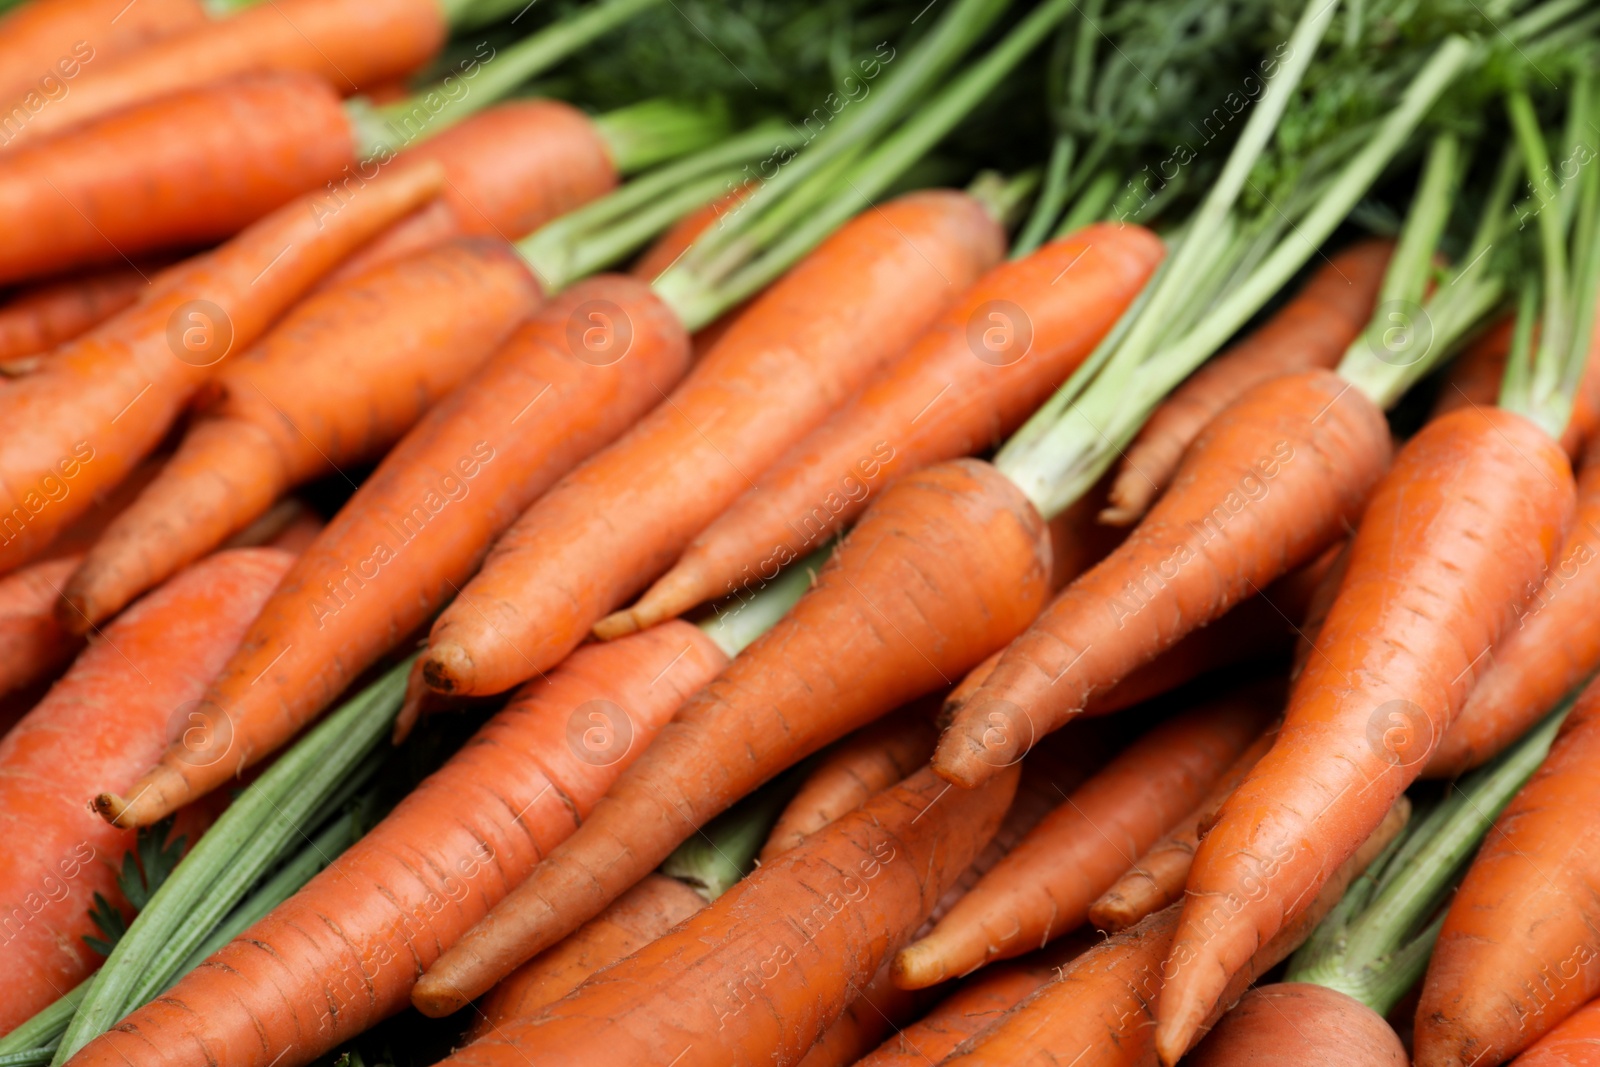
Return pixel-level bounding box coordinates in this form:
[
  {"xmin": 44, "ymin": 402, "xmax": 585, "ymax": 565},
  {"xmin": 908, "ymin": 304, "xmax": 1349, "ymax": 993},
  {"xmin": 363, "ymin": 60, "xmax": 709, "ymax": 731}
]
[
  {"xmin": 1155, "ymin": 982, "xmax": 1217, "ymax": 1066},
  {"xmin": 591, "ymin": 609, "xmax": 642, "ymax": 641},
  {"xmin": 596, "ymin": 566, "xmax": 709, "ymax": 640},
  {"xmin": 1104, "ymin": 466, "xmax": 1158, "ymax": 525},
  {"xmin": 392, "ymin": 659, "xmax": 430, "ymax": 744},
  {"xmin": 421, "ymin": 642, "xmax": 474, "ymax": 694},
  {"xmin": 412, "ymin": 969, "xmax": 475, "ymax": 1017},
  {"xmin": 93, "ymin": 763, "xmax": 188, "ymax": 828},
  {"xmin": 891, "ymin": 937, "xmax": 962, "ymax": 990},
  {"xmin": 932, "ymin": 695, "xmax": 1035, "ymax": 789}
]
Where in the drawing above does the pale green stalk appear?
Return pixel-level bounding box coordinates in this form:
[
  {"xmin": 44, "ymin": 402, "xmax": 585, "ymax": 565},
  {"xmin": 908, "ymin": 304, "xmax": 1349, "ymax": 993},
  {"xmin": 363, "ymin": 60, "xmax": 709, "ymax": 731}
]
[{"xmin": 698, "ymin": 548, "xmax": 832, "ymax": 659}]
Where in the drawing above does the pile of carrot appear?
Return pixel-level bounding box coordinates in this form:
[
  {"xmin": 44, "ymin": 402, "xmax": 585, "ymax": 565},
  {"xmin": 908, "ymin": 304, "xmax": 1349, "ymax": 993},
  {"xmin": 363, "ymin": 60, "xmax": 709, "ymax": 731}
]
[{"xmin": 3, "ymin": 1, "xmax": 1600, "ymax": 1065}]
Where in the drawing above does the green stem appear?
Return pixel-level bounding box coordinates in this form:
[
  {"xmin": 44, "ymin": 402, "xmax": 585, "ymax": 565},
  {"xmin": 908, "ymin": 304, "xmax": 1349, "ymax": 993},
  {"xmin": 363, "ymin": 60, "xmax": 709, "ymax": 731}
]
[
  {"xmin": 1508, "ymin": 91, "xmax": 1572, "ymax": 412},
  {"xmin": 1500, "ymin": 280, "xmax": 1542, "ymax": 410},
  {"xmin": 592, "ymin": 98, "xmax": 734, "ymax": 174},
  {"xmin": 1012, "ymin": 133, "xmax": 1076, "ymax": 257},
  {"xmin": 1054, "ymin": 169, "xmax": 1119, "ymax": 234},
  {"xmin": 200, "ymin": 0, "xmax": 263, "ymax": 14},
  {"xmin": 660, "ymin": 762, "xmax": 813, "ymax": 900},
  {"xmin": 698, "ymin": 547, "xmax": 832, "ymax": 659},
  {"xmin": 0, "ymin": 982, "xmax": 88, "ymax": 1062},
  {"xmin": 969, "ymin": 168, "xmax": 1044, "ymax": 230}
]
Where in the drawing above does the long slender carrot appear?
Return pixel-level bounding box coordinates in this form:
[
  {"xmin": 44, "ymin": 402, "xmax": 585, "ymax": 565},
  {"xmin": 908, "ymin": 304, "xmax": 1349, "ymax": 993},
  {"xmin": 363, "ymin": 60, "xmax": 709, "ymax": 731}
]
[
  {"xmin": 1088, "ymin": 723, "xmax": 1278, "ymax": 932},
  {"xmin": 894, "ymin": 687, "xmax": 1275, "ymax": 989},
  {"xmin": 58, "ymin": 237, "xmax": 542, "ymax": 628},
  {"xmin": 0, "ymin": 267, "xmax": 153, "ymax": 365},
  {"xmin": 1514, "ymin": 998, "xmax": 1600, "ymax": 1066},
  {"xmin": 759, "ymin": 705, "xmax": 938, "ymax": 862},
  {"xmin": 0, "ymin": 0, "xmax": 206, "ymax": 104},
  {"xmin": 433, "ymin": 764, "xmax": 1019, "ymax": 1066},
  {"xmin": 0, "ymin": 554, "xmax": 81, "ymax": 699},
  {"xmin": 1157, "ymin": 408, "xmax": 1574, "ymax": 1063},
  {"xmin": 61, "ymin": 618, "xmax": 727, "ymax": 1067},
  {"xmin": 413, "ymin": 456, "xmax": 1053, "ymax": 1014},
  {"xmin": 935, "ymin": 369, "xmax": 1391, "ymax": 785},
  {"xmin": 0, "ymin": 160, "xmax": 444, "ymax": 575},
  {"xmin": 1102, "ymin": 239, "xmax": 1393, "ymax": 524},
  {"xmin": 420, "ymin": 190, "xmax": 1006, "ymax": 697},
  {"xmin": 1427, "ymin": 433, "xmax": 1600, "ymax": 776},
  {"xmin": 1414, "ymin": 677, "xmax": 1600, "ymax": 1065},
  {"xmin": 600, "ymin": 221, "xmax": 1163, "ymax": 636},
  {"xmin": 1185, "ymin": 983, "xmax": 1409, "ymax": 1065},
  {"xmin": 95, "ymin": 274, "xmax": 689, "ymax": 828},
  {"xmin": 0, "ymin": 548, "xmax": 291, "ymax": 1034},
  {"xmin": 3, "ymin": 0, "xmax": 446, "ymax": 150}
]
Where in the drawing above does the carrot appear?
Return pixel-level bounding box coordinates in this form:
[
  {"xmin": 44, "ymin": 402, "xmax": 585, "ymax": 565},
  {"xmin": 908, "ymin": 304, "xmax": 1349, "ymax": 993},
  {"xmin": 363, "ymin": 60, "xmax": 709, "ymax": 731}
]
[
  {"xmin": 628, "ymin": 185, "xmax": 753, "ymax": 284},
  {"xmin": 893, "ymin": 687, "xmax": 1275, "ymax": 989},
  {"xmin": 58, "ymin": 237, "xmax": 542, "ymax": 628},
  {"xmin": 432, "ymin": 764, "xmax": 1019, "ymax": 1065},
  {"xmin": 1157, "ymin": 408, "xmax": 1575, "ymax": 1063},
  {"xmin": 0, "ymin": 266, "xmax": 152, "ymax": 366},
  {"xmin": 0, "ymin": 0, "xmax": 205, "ymax": 104},
  {"xmin": 1414, "ymin": 676, "xmax": 1600, "ymax": 1065},
  {"xmin": 1431, "ymin": 317, "xmax": 1513, "ymax": 420},
  {"xmin": 939, "ymin": 800, "xmax": 1408, "ymax": 1067},
  {"xmin": 1088, "ymin": 723, "xmax": 1278, "ymax": 932},
  {"xmin": 1102, "ymin": 239, "xmax": 1394, "ymax": 525},
  {"xmin": 60, "ymin": 618, "xmax": 726, "ymax": 1067},
  {"xmin": 0, "ymin": 547, "xmax": 291, "ymax": 1034},
  {"xmin": 797, "ymin": 961, "xmax": 926, "ymax": 1067},
  {"xmin": 935, "ymin": 368, "xmax": 1392, "ymax": 785},
  {"xmin": 0, "ymin": 554, "xmax": 81, "ymax": 699},
  {"xmin": 1185, "ymin": 983, "xmax": 1409, "ymax": 1066},
  {"xmin": 1514, "ymin": 998, "xmax": 1600, "ymax": 1066},
  {"xmin": 413, "ymin": 456, "xmax": 1053, "ymax": 1014},
  {"xmin": 2, "ymin": 0, "xmax": 445, "ymax": 150},
  {"xmin": 420, "ymin": 190, "xmax": 1006, "ymax": 696},
  {"xmin": 600, "ymin": 221, "xmax": 1163, "ymax": 636},
  {"xmin": 1427, "ymin": 433, "xmax": 1600, "ymax": 776},
  {"xmin": 759, "ymin": 705, "xmax": 938, "ymax": 862},
  {"xmin": 95, "ymin": 274, "xmax": 689, "ymax": 828},
  {"xmin": 0, "ymin": 159, "xmax": 444, "ymax": 574}
]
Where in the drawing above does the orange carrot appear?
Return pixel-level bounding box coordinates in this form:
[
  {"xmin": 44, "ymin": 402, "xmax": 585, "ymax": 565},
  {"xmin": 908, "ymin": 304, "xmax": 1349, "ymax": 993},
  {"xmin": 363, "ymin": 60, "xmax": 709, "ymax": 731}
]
[
  {"xmin": 935, "ymin": 369, "xmax": 1390, "ymax": 785},
  {"xmin": 759, "ymin": 705, "xmax": 938, "ymax": 861},
  {"xmin": 0, "ymin": 266, "xmax": 153, "ymax": 365},
  {"xmin": 420, "ymin": 190, "xmax": 1006, "ymax": 697},
  {"xmin": 1427, "ymin": 433, "xmax": 1600, "ymax": 776},
  {"xmin": 97, "ymin": 274, "xmax": 689, "ymax": 828},
  {"xmin": 61, "ymin": 619, "xmax": 725, "ymax": 1067},
  {"xmin": 0, "ymin": 160, "xmax": 444, "ymax": 574},
  {"xmin": 1414, "ymin": 676, "xmax": 1600, "ymax": 1065},
  {"xmin": 59, "ymin": 237, "xmax": 541, "ymax": 628},
  {"xmin": 796, "ymin": 961, "xmax": 927, "ymax": 1067},
  {"xmin": 1102, "ymin": 240, "xmax": 1393, "ymax": 524},
  {"xmin": 3, "ymin": 0, "xmax": 445, "ymax": 150},
  {"xmin": 0, "ymin": 547, "xmax": 291, "ymax": 1033},
  {"xmin": 432, "ymin": 764, "xmax": 1018, "ymax": 1065},
  {"xmin": 1088, "ymin": 724, "xmax": 1278, "ymax": 932},
  {"xmin": 1514, "ymin": 997, "xmax": 1600, "ymax": 1066},
  {"xmin": 893, "ymin": 687, "xmax": 1275, "ymax": 989},
  {"xmin": 413, "ymin": 456, "xmax": 1053, "ymax": 1015},
  {"xmin": 601, "ymin": 221, "xmax": 1163, "ymax": 636},
  {"xmin": 0, "ymin": 0, "xmax": 205, "ymax": 104},
  {"xmin": 1158, "ymin": 408, "xmax": 1574, "ymax": 1063},
  {"xmin": 1431, "ymin": 317, "xmax": 1513, "ymax": 420},
  {"xmin": 1185, "ymin": 983, "xmax": 1409, "ymax": 1065},
  {"xmin": 0, "ymin": 554, "xmax": 81, "ymax": 699}
]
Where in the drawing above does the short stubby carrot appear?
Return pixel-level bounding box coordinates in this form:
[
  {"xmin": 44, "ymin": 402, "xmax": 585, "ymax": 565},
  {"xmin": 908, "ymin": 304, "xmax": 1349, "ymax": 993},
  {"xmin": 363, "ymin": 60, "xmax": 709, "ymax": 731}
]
[
  {"xmin": 604, "ymin": 221, "xmax": 1164, "ymax": 634},
  {"xmin": 1513, "ymin": 998, "xmax": 1600, "ymax": 1067},
  {"xmin": 893, "ymin": 687, "xmax": 1274, "ymax": 989},
  {"xmin": 60, "ymin": 237, "xmax": 542, "ymax": 628},
  {"xmin": 413, "ymin": 457, "xmax": 1053, "ymax": 1014},
  {"xmin": 5, "ymin": 0, "xmax": 445, "ymax": 149},
  {"xmin": 1157, "ymin": 408, "xmax": 1574, "ymax": 1063},
  {"xmin": 61, "ymin": 621, "xmax": 725, "ymax": 1067},
  {"xmin": 0, "ymin": 547, "xmax": 290, "ymax": 1033},
  {"xmin": 1415, "ymin": 677, "xmax": 1600, "ymax": 1066},
  {"xmin": 420, "ymin": 190, "xmax": 1007, "ymax": 697},
  {"xmin": 0, "ymin": 0, "xmax": 205, "ymax": 106},
  {"xmin": 96, "ymin": 275, "xmax": 689, "ymax": 828},
  {"xmin": 1103, "ymin": 239, "xmax": 1393, "ymax": 524},
  {"xmin": 935, "ymin": 369, "xmax": 1391, "ymax": 786},
  {"xmin": 434, "ymin": 765, "xmax": 1019, "ymax": 1067},
  {"xmin": 1185, "ymin": 984, "xmax": 1408, "ymax": 1066},
  {"xmin": 0, "ymin": 160, "xmax": 444, "ymax": 574},
  {"xmin": 0, "ymin": 266, "xmax": 152, "ymax": 364},
  {"xmin": 0, "ymin": 554, "xmax": 83, "ymax": 699},
  {"xmin": 0, "ymin": 72, "xmax": 357, "ymax": 285},
  {"xmin": 1428, "ymin": 434, "xmax": 1600, "ymax": 776}
]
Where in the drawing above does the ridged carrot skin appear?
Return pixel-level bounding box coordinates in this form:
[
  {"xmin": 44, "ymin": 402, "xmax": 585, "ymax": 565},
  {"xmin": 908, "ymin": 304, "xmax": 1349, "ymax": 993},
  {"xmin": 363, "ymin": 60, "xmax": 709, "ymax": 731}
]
[
  {"xmin": 1104, "ymin": 240, "xmax": 1392, "ymax": 523},
  {"xmin": 1159, "ymin": 409, "xmax": 1575, "ymax": 1064},
  {"xmin": 5, "ymin": 0, "xmax": 445, "ymax": 149},
  {"xmin": 61, "ymin": 621, "xmax": 726, "ymax": 1067},
  {"xmin": 435, "ymin": 765, "xmax": 1018, "ymax": 1067},
  {"xmin": 1428, "ymin": 435, "xmax": 1600, "ymax": 776},
  {"xmin": 1186, "ymin": 984, "xmax": 1408, "ymax": 1066},
  {"xmin": 420, "ymin": 190, "xmax": 1007, "ymax": 697},
  {"xmin": 894, "ymin": 689, "xmax": 1274, "ymax": 989},
  {"xmin": 0, "ymin": 160, "xmax": 443, "ymax": 576},
  {"xmin": 1415, "ymin": 677, "xmax": 1600, "ymax": 1066},
  {"xmin": 796, "ymin": 961, "xmax": 924, "ymax": 1067},
  {"xmin": 413, "ymin": 457, "xmax": 1053, "ymax": 1014},
  {"xmin": 0, "ymin": 548, "xmax": 291, "ymax": 1033},
  {"xmin": 0, "ymin": 72, "xmax": 358, "ymax": 286},
  {"xmin": 59, "ymin": 238, "xmax": 542, "ymax": 628},
  {"xmin": 606, "ymin": 222, "xmax": 1164, "ymax": 634},
  {"xmin": 0, "ymin": 0, "xmax": 205, "ymax": 105},
  {"xmin": 0, "ymin": 554, "xmax": 81, "ymax": 699},
  {"xmin": 1514, "ymin": 998, "xmax": 1600, "ymax": 1066},
  {"xmin": 0, "ymin": 267, "xmax": 151, "ymax": 363},
  {"xmin": 323, "ymin": 100, "xmax": 620, "ymax": 287},
  {"xmin": 98, "ymin": 275, "xmax": 689, "ymax": 828},
  {"xmin": 936, "ymin": 369, "xmax": 1391, "ymax": 786}
]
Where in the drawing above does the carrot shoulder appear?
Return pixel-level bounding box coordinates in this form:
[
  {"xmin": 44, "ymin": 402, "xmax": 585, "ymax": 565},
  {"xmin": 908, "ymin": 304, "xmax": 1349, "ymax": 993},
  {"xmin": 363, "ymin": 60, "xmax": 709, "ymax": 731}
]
[
  {"xmin": 1185, "ymin": 983, "xmax": 1407, "ymax": 1066},
  {"xmin": 420, "ymin": 189, "xmax": 1006, "ymax": 697},
  {"xmin": 97, "ymin": 274, "xmax": 688, "ymax": 828},
  {"xmin": 0, "ymin": 160, "xmax": 444, "ymax": 574}
]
